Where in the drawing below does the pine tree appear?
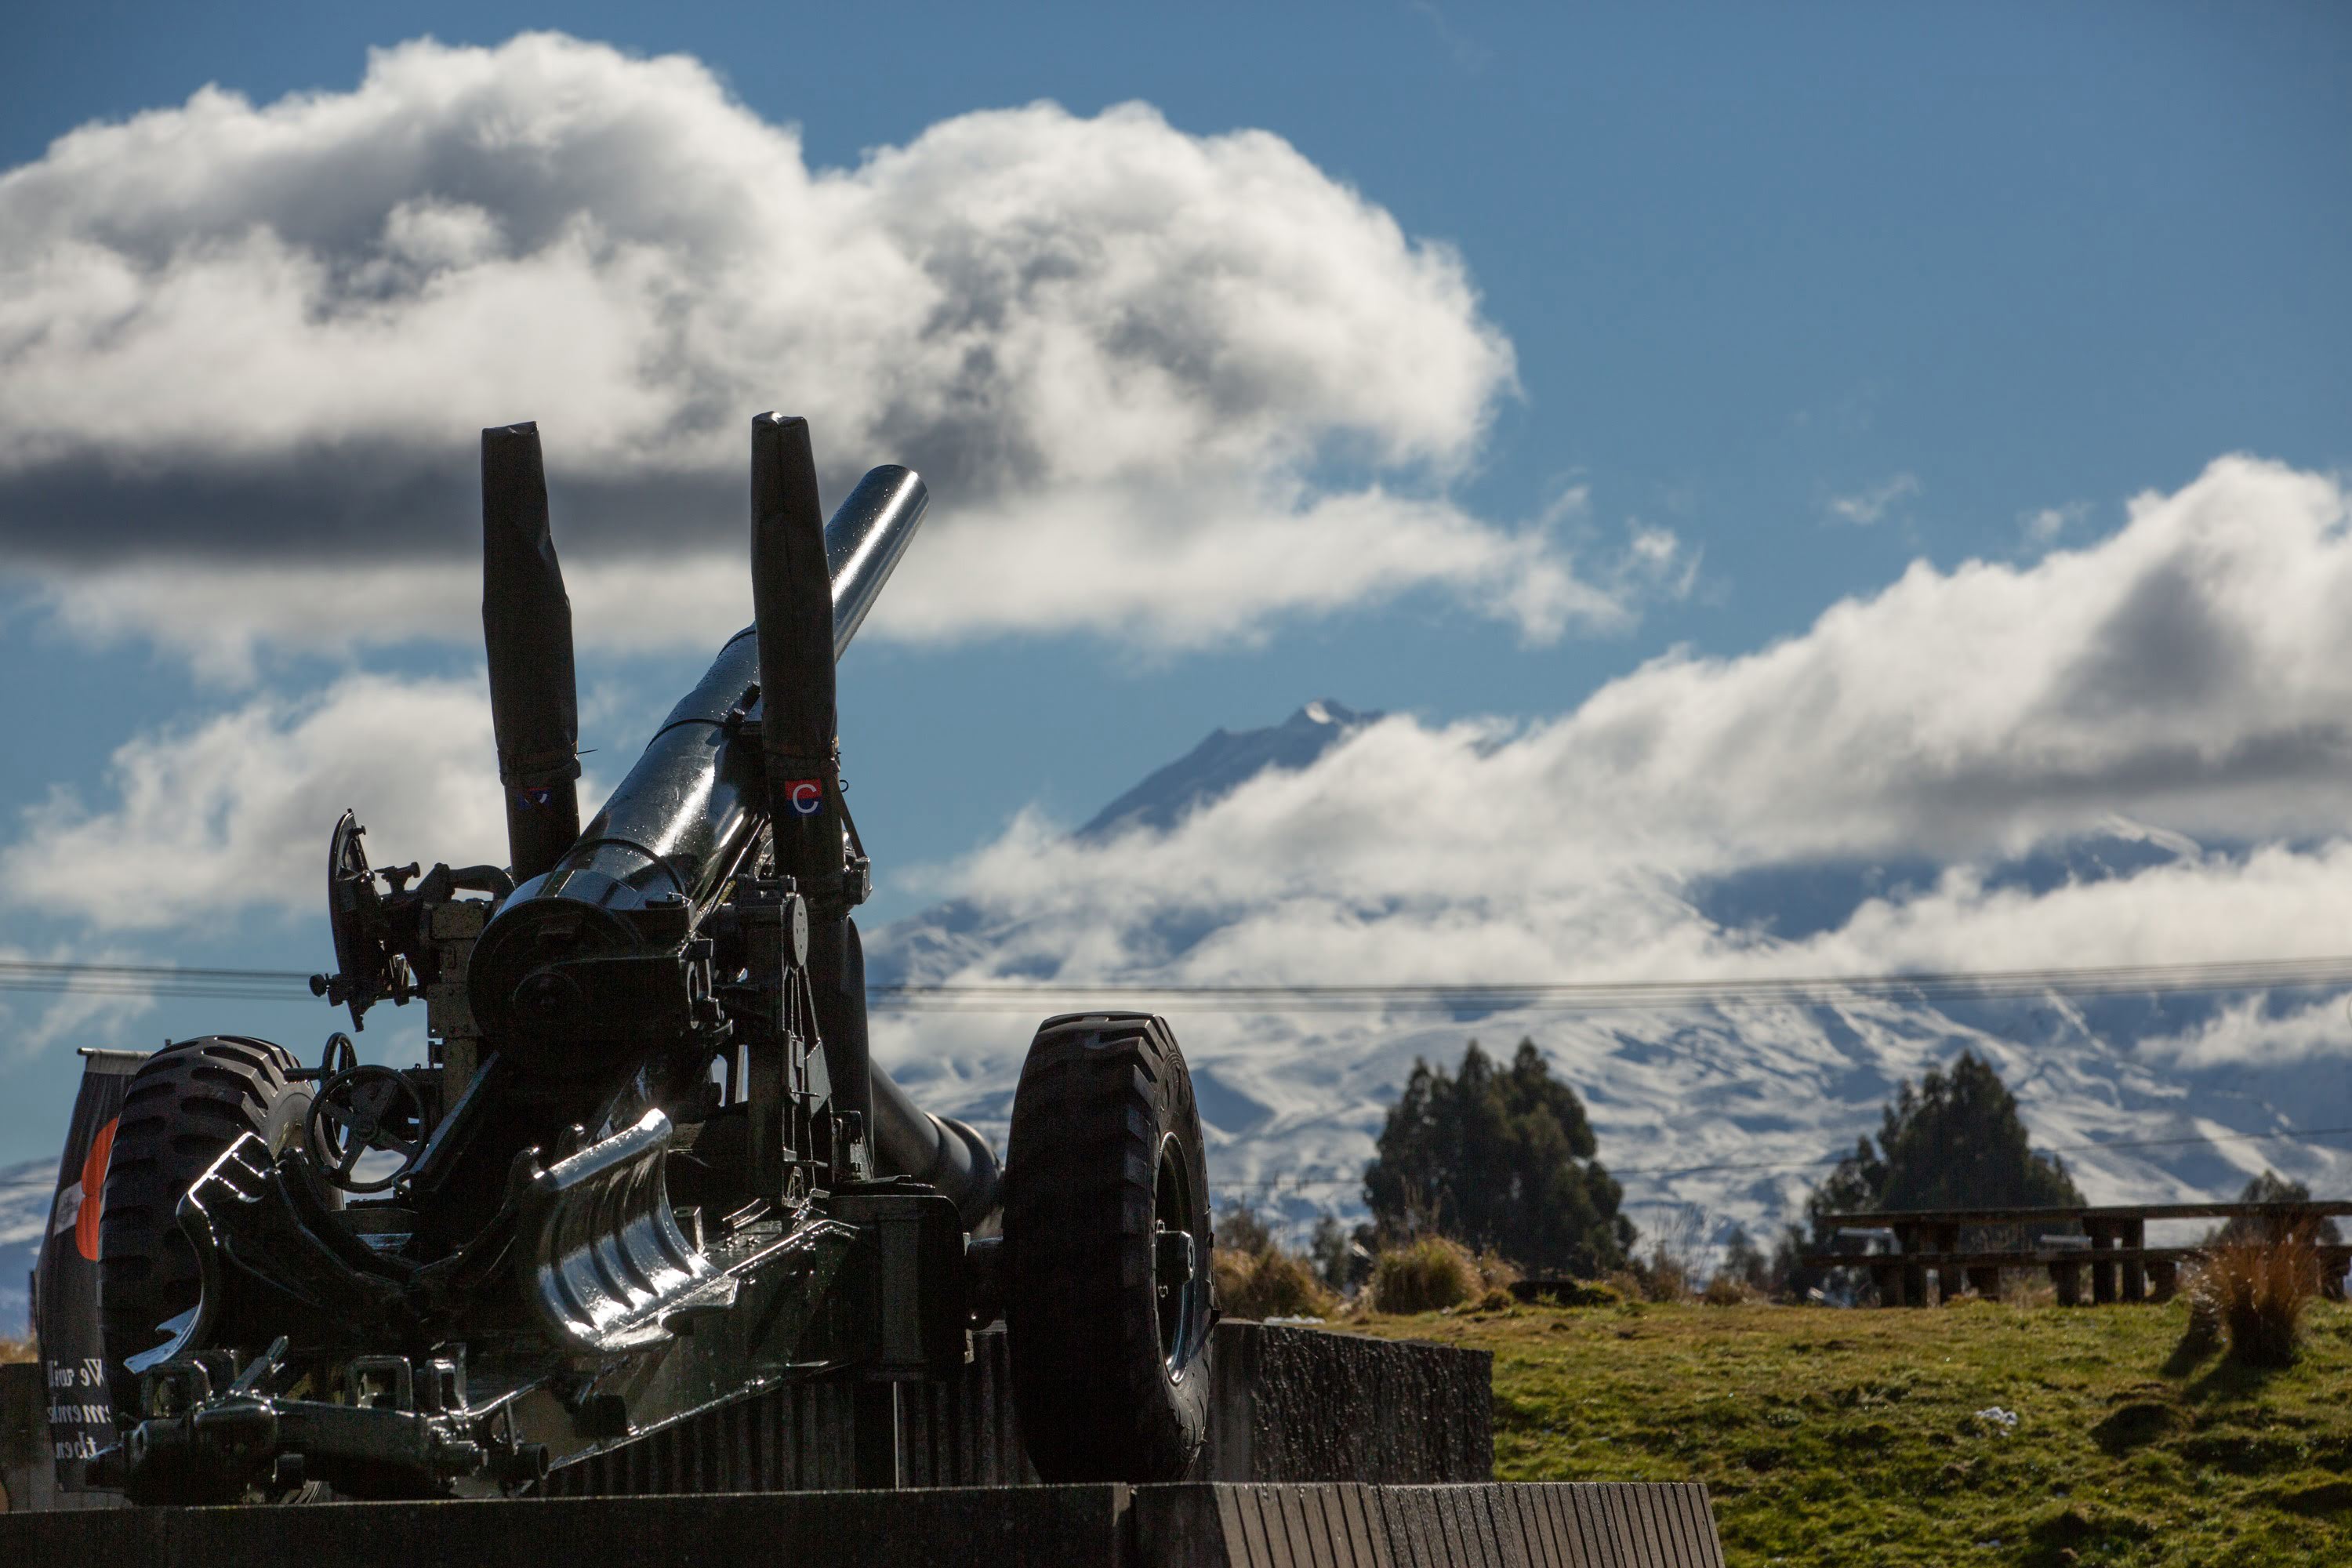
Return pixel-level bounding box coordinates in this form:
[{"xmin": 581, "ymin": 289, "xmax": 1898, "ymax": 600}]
[
  {"xmin": 2207, "ymin": 1171, "xmax": 2343, "ymax": 1246},
  {"xmin": 1774, "ymin": 1050, "xmax": 2081, "ymax": 1298},
  {"xmin": 1805, "ymin": 1050, "xmax": 2082, "ymax": 1225},
  {"xmin": 1362, "ymin": 1038, "xmax": 1634, "ymax": 1275}
]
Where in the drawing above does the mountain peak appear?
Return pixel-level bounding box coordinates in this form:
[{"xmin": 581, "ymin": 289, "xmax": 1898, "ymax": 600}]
[
  {"xmin": 1295, "ymin": 699, "xmax": 1363, "ymax": 728},
  {"xmin": 1077, "ymin": 699, "xmax": 1381, "ymax": 840}
]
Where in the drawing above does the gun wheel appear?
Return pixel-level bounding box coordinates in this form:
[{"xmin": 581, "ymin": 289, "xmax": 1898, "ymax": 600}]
[
  {"xmin": 99, "ymin": 1036, "xmax": 314, "ymax": 1418},
  {"xmin": 1004, "ymin": 1011, "xmax": 1214, "ymax": 1483}
]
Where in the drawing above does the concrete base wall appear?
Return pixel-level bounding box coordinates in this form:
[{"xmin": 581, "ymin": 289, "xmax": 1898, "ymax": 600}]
[
  {"xmin": 1199, "ymin": 1322, "xmax": 1492, "ymax": 1485},
  {"xmin": 546, "ymin": 1319, "xmax": 1492, "ymax": 1497},
  {"xmin": 0, "ymin": 1483, "xmax": 1725, "ymax": 1567},
  {"xmin": 4, "ymin": 1321, "xmax": 1494, "ymax": 1509}
]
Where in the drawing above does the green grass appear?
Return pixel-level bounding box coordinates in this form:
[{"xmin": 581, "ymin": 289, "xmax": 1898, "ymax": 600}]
[{"xmin": 1349, "ymin": 1297, "xmax": 2352, "ymax": 1566}]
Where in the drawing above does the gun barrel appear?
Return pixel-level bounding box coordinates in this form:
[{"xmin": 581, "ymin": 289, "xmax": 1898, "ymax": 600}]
[
  {"xmin": 825, "ymin": 465, "xmax": 927, "ymax": 659},
  {"xmin": 468, "ymin": 461, "xmax": 925, "ymax": 1036},
  {"xmin": 466, "ymin": 427, "xmax": 993, "ymax": 1221},
  {"xmin": 871, "ymin": 1065, "xmax": 1002, "ymax": 1227}
]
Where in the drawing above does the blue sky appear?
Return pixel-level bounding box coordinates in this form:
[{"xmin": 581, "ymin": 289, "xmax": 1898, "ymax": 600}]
[{"xmin": 0, "ymin": 3, "xmax": 2346, "ymax": 1171}]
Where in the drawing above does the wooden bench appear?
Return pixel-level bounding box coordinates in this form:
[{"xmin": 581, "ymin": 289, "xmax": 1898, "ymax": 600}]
[{"xmin": 1798, "ymin": 1201, "xmax": 2352, "ymax": 1306}]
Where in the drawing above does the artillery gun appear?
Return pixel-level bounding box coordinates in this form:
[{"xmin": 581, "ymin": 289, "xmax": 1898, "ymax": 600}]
[{"xmin": 93, "ymin": 416, "xmax": 1216, "ymax": 1504}]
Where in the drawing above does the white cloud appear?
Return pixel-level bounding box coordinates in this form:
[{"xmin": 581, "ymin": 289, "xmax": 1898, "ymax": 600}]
[
  {"xmin": 1, "ymin": 673, "xmax": 506, "ymax": 928},
  {"xmin": 1826, "ymin": 472, "xmax": 1921, "ymax": 525},
  {"xmin": 33, "ymin": 554, "xmax": 753, "ymax": 685},
  {"xmin": 0, "ymin": 34, "xmax": 1678, "ymax": 664},
  {"xmin": 2138, "ymin": 994, "xmax": 2352, "ymax": 1071}
]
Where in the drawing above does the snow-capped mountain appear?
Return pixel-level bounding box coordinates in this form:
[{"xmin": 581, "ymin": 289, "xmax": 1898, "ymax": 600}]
[
  {"xmin": 1080, "ymin": 699, "xmax": 1381, "ymax": 839},
  {"xmin": 1, "ymin": 1156, "xmax": 54, "ymax": 1341},
  {"xmin": 865, "ymin": 702, "xmax": 2352, "ymax": 1254}
]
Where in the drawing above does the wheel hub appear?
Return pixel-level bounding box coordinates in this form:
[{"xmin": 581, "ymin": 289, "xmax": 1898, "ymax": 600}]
[{"xmin": 1151, "ymin": 1132, "xmax": 1207, "ymax": 1380}]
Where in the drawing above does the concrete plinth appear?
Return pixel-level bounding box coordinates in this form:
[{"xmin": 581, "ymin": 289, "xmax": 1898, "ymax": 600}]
[
  {"xmin": 544, "ymin": 1319, "xmax": 1492, "ymax": 1496},
  {"xmin": 3, "ymin": 1327, "xmax": 1719, "ymax": 1566},
  {"xmin": 0, "ymin": 1483, "xmax": 1726, "ymax": 1567},
  {"xmin": 1199, "ymin": 1321, "xmax": 1491, "ymax": 1484}
]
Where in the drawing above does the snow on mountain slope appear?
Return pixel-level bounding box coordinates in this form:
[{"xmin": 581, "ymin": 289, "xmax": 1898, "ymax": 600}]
[
  {"xmin": 1, "ymin": 1156, "xmax": 54, "ymax": 1340},
  {"xmin": 866, "ymin": 698, "xmax": 2352, "ymax": 1253}
]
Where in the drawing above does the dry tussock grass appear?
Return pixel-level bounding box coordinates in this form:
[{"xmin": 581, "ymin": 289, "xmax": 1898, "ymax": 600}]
[
  {"xmin": 1369, "ymin": 1236, "xmax": 1476, "ymax": 1313},
  {"xmin": 1214, "ymin": 1246, "xmax": 1339, "ymax": 1319},
  {"xmin": 2185, "ymin": 1224, "xmax": 2324, "ymax": 1368}
]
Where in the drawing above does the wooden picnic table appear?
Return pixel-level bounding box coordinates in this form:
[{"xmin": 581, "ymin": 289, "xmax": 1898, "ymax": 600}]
[{"xmin": 1798, "ymin": 1200, "xmax": 2352, "ymax": 1307}]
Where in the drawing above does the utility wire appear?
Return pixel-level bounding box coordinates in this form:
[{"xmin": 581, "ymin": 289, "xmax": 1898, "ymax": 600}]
[
  {"xmin": 865, "ymin": 955, "xmax": 2352, "ymax": 1012},
  {"xmin": 10, "ymin": 953, "xmax": 2352, "ymax": 1010},
  {"xmin": 0, "ymin": 960, "xmax": 324, "ymax": 1002}
]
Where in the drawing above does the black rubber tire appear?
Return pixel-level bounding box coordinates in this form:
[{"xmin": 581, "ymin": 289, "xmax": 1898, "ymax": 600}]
[
  {"xmin": 99, "ymin": 1036, "xmax": 313, "ymax": 1417},
  {"xmin": 1004, "ymin": 1012, "xmax": 1214, "ymax": 1483}
]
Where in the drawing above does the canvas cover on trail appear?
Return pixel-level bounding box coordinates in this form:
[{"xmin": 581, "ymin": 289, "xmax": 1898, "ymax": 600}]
[{"xmin": 31, "ymin": 1047, "xmax": 143, "ymax": 1492}]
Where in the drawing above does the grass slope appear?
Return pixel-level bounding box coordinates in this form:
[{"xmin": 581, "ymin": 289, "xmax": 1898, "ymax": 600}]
[{"xmin": 1352, "ymin": 1298, "xmax": 2352, "ymax": 1566}]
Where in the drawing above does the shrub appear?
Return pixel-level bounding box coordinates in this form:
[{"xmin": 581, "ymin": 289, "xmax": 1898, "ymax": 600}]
[
  {"xmin": 1370, "ymin": 1236, "xmax": 1479, "ymax": 1313},
  {"xmin": 1471, "ymin": 1247, "xmax": 1523, "ymax": 1294},
  {"xmin": 1216, "ymin": 1203, "xmax": 1277, "ymax": 1258},
  {"xmin": 1702, "ymin": 1273, "xmax": 1753, "ymax": 1306},
  {"xmin": 2188, "ymin": 1224, "xmax": 2323, "ymax": 1368},
  {"xmin": 1215, "ymin": 1246, "xmax": 1340, "ymax": 1320},
  {"xmin": 1609, "ymin": 1248, "xmax": 1699, "ymax": 1303},
  {"xmin": 0, "ymin": 1336, "xmax": 32, "ymax": 1364}
]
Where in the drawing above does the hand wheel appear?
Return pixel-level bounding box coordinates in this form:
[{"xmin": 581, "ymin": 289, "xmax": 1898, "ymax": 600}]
[
  {"xmin": 318, "ymin": 1032, "xmax": 358, "ymax": 1080},
  {"xmin": 304, "ymin": 1065, "xmax": 426, "ymax": 1193}
]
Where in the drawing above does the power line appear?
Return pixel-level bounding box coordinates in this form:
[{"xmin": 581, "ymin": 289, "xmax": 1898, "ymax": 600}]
[
  {"xmin": 0, "ymin": 960, "xmax": 322, "ymax": 1002},
  {"xmin": 866, "ymin": 955, "xmax": 2352, "ymax": 1012},
  {"xmin": 11, "ymin": 952, "xmax": 2352, "ymax": 1012}
]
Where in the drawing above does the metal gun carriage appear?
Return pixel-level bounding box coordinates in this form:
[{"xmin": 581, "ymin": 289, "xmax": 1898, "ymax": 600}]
[{"xmin": 92, "ymin": 415, "xmax": 1217, "ymax": 1504}]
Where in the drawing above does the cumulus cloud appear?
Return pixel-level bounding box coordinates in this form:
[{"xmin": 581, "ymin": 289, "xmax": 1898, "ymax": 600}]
[
  {"xmin": 0, "ymin": 33, "xmax": 1678, "ymax": 665},
  {"xmin": 0, "ymin": 673, "xmax": 506, "ymax": 927},
  {"xmin": 34, "ymin": 483, "xmax": 1679, "ymax": 683},
  {"xmin": 921, "ymin": 453, "xmax": 2352, "ymax": 924}
]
